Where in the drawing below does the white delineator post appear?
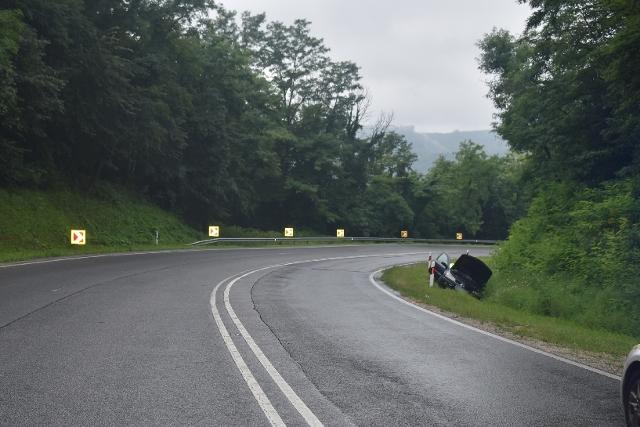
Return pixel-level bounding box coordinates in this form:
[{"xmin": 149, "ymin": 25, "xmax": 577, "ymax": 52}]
[
  {"xmin": 429, "ymin": 260, "xmax": 435, "ymax": 288},
  {"xmin": 427, "ymin": 252, "xmax": 435, "ymax": 288}
]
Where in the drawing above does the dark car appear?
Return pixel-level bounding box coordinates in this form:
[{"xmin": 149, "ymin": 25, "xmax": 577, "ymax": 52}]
[{"xmin": 432, "ymin": 252, "xmax": 492, "ymax": 297}]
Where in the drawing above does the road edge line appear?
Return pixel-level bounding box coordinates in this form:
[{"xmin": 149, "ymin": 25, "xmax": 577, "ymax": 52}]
[
  {"xmin": 368, "ymin": 268, "xmax": 622, "ymax": 381},
  {"xmin": 0, "ymin": 244, "xmax": 368, "ymax": 269}
]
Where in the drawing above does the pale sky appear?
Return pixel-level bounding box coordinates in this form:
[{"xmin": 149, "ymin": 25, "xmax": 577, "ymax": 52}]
[{"xmin": 219, "ymin": 0, "xmax": 530, "ymax": 133}]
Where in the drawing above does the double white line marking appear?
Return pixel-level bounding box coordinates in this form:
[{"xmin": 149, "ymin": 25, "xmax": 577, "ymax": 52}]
[
  {"xmin": 211, "ymin": 268, "xmax": 322, "ymax": 427},
  {"xmin": 209, "ymin": 252, "xmax": 429, "ymax": 426}
]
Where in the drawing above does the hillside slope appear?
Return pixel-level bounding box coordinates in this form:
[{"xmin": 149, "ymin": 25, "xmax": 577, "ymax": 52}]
[{"xmin": 0, "ymin": 187, "xmax": 200, "ymax": 262}]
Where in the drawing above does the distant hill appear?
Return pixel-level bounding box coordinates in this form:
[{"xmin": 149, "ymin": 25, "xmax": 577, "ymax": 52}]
[{"xmin": 391, "ymin": 126, "xmax": 510, "ymax": 173}]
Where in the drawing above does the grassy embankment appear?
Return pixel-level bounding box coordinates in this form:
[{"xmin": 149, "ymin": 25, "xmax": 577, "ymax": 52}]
[
  {"xmin": 0, "ymin": 187, "xmax": 359, "ymax": 263},
  {"xmin": 0, "ymin": 187, "xmax": 202, "ymax": 262},
  {"xmin": 383, "ymin": 263, "xmax": 638, "ymax": 361}
]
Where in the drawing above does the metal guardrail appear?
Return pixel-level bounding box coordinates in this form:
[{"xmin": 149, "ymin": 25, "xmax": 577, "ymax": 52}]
[{"xmin": 190, "ymin": 236, "xmax": 498, "ymax": 246}]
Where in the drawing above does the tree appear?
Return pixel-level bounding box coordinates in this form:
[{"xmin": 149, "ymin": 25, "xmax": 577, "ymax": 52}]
[
  {"xmin": 477, "ymin": 1, "xmax": 640, "ymax": 334},
  {"xmin": 0, "ymin": 7, "xmax": 63, "ymax": 184},
  {"xmin": 478, "ymin": 0, "xmax": 640, "ymax": 184},
  {"xmin": 413, "ymin": 142, "xmax": 526, "ymax": 239}
]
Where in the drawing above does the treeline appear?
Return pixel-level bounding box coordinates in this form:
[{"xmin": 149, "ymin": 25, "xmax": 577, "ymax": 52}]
[
  {"xmin": 0, "ymin": 0, "xmax": 523, "ymax": 238},
  {"xmin": 479, "ymin": 0, "xmax": 640, "ymax": 335}
]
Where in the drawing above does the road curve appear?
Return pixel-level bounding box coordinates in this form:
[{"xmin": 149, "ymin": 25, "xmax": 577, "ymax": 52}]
[{"xmin": 0, "ymin": 245, "xmax": 622, "ymax": 425}]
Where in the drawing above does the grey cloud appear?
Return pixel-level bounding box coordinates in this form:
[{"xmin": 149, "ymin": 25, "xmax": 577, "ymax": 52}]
[{"xmin": 222, "ymin": 0, "xmax": 529, "ymax": 132}]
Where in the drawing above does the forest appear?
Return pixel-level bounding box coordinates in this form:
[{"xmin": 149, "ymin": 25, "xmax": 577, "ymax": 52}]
[{"xmin": 0, "ymin": 0, "xmax": 522, "ymax": 239}]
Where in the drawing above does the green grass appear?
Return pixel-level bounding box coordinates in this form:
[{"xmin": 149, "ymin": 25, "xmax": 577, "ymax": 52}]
[
  {"xmin": 0, "ymin": 187, "xmax": 202, "ymax": 262},
  {"xmin": 0, "ymin": 186, "xmax": 380, "ymax": 262},
  {"xmin": 382, "ymin": 263, "xmax": 638, "ymax": 359},
  {"xmin": 0, "ymin": 186, "xmax": 493, "ymax": 263}
]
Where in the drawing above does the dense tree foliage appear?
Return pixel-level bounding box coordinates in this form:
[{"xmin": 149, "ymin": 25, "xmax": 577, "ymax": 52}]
[
  {"xmin": 1, "ymin": 0, "xmax": 521, "ymax": 239},
  {"xmin": 414, "ymin": 142, "xmax": 528, "ymax": 240},
  {"xmin": 479, "ymin": 0, "xmax": 640, "ymax": 335},
  {"xmin": 479, "ymin": 0, "xmax": 640, "ymax": 185}
]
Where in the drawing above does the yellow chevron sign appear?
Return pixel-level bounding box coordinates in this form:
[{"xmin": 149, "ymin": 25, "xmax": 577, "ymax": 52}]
[{"xmin": 70, "ymin": 229, "xmax": 86, "ymax": 245}]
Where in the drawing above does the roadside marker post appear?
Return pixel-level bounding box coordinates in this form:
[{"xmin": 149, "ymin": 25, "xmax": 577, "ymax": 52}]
[
  {"xmin": 70, "ymin": 229, "xmax": 86, "ymax": 245},
  {"xmin": 336, "ymin": 229, "xmax": 345, "ymax": 238},
  {"xmin": 209, "ymin": 226, "xmax": 220, "ymax": 237},
  {"xmin": 427, "ymin": 252, "xmax": 433, "ymax": 288},
  {"xmin": 284, "ymin": 227, "xmax": 294, "ymax": 237},
  {"xmin": 429, "ymin": 260, "xmax": 435, "ymax": 288}
]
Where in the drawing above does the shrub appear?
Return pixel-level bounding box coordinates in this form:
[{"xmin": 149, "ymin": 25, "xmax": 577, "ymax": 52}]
[{"xmin": 485, "ymin": 179, "xmax": 640, "ymax": 337}]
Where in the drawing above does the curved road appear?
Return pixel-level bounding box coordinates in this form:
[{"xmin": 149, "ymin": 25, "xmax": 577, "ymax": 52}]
[{"xmin": 0, "ymin": 245, "xmax": 622, "ymax": 425}]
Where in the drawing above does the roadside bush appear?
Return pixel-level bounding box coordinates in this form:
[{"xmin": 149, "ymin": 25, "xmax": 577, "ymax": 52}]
[{"xmin": 484, "ymin": 179, "xmax": 640, "ymax": 337}]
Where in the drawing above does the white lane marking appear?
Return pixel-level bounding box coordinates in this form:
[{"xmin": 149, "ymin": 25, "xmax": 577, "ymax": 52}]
[
  {"xmin": 368, "ymin": 269, "xmax": 622, "ymax": 381},
  {"xmin": 210, "ymin": 278, "xmax": 286, "ymax": 427},
  {"xmin": 0, "ymin": 244, "xmax": 371, "ymax": 269},
  {"xmin": 225, "ymin": 274, "xmax": 323, "ymax": 426},
  {"xmin": 0, "ymin": 251, "xmax": 176, "ymax": 268},
  {"xmin": 211, "ymin": 251, "xmax": 430, "ymax": 426}
]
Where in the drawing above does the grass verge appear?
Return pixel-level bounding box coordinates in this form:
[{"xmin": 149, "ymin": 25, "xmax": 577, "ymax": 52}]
[
  {"xmin": 382, "ymin": 263, "xmax": 637, "ymax": 368},
  {"xmin": 0, "ymin": 186, "xmax": 388, "ymax": 262},
  {"xmin": 0, "ymin": 187, "xmax": 202, "ymax": 262}
]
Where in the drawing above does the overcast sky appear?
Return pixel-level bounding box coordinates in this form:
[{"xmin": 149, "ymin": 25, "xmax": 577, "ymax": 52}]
[{"xmin": 220, "ymin": 0, "xmax": 530, "ymax": 133}]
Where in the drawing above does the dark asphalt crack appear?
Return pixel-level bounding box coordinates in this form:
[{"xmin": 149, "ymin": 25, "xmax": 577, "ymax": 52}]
[
  {"xmin": 0, "ymin": 263, "xmax": 185, "ymax": 330},
  {"xmin": 248, "ymin": 267, "xmax": 357, "ymax": 426}
]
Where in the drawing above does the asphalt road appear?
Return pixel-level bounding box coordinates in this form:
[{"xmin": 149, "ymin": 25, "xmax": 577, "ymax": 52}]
[{"xmin": 0, "ymin": 245, "xmax": 623, "ymax": 426}]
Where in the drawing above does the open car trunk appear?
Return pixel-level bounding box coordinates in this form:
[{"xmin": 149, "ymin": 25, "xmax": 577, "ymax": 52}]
[{"xmin": 451, "ymin": 254, "xmax": 492, "ymax": 293}]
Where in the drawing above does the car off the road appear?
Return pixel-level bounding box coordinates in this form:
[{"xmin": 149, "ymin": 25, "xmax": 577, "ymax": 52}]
[
  {"xmin": 623, "ymin": 345, "xmax": 640, "ymax": 426},
  {"xmin": 432, "ymin": 253, "xmax": 492, "ymax": 297}
]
